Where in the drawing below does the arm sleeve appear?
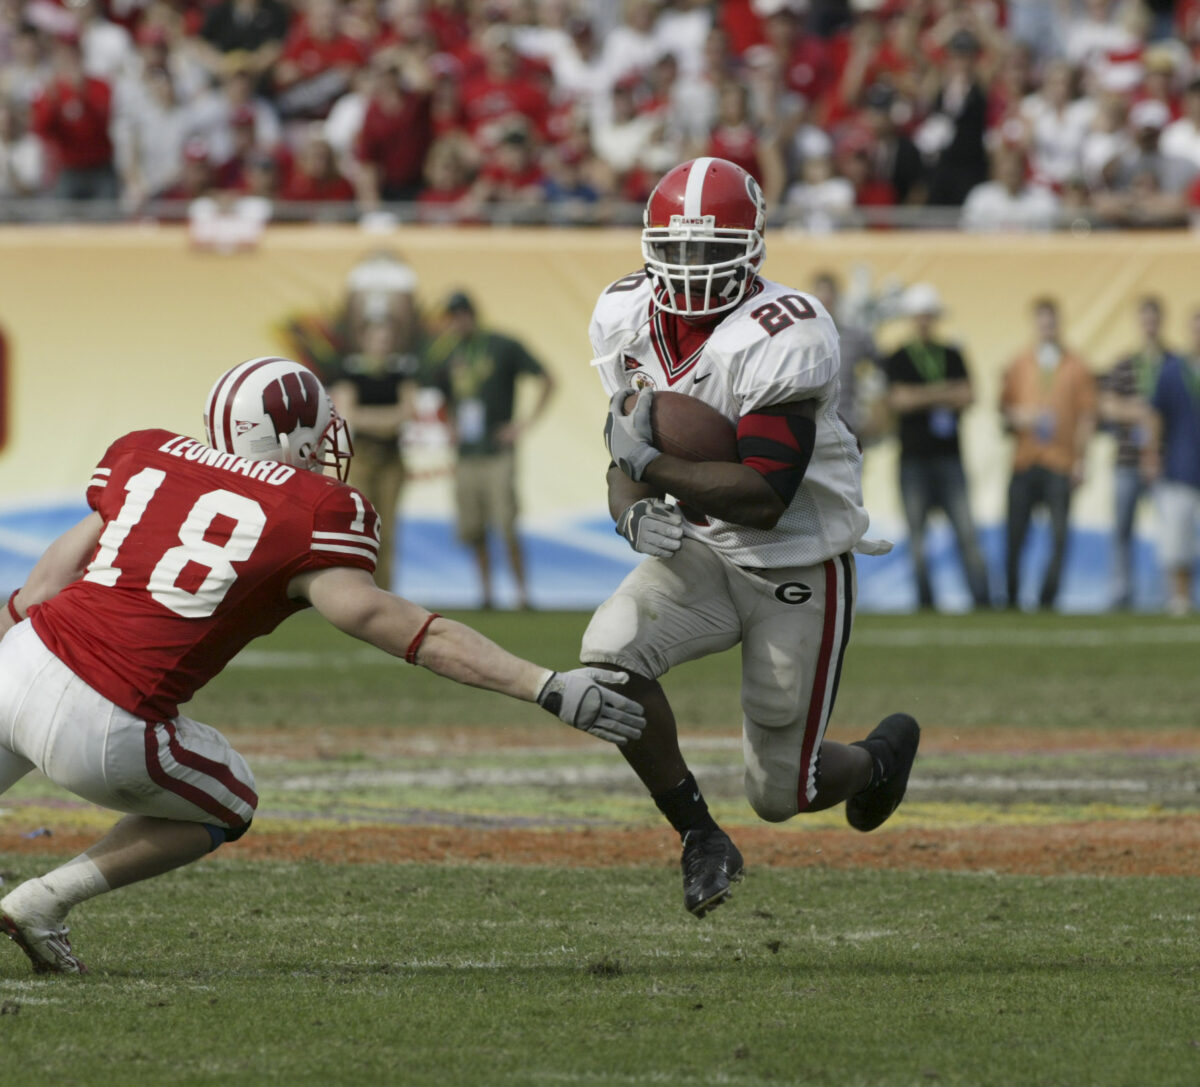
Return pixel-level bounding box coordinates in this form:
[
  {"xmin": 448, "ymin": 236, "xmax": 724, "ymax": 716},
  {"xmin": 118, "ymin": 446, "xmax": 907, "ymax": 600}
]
[
  {"xmin": 304, "ymin": 485, "xmax": 382, "ymax": 576},
  {"xmin": 736, "ymin": 406, "xmax": 817, "ymax": 506}
]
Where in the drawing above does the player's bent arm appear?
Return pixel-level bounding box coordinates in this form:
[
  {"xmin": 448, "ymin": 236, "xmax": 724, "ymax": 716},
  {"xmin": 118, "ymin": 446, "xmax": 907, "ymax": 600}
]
[
  {"xmin": 607, "ymin": 464, "xmax": 662, "ymax": 521},
  {"xmin": 642, "ymin": 457, "xmax": 785, "ymax": 530},
  {"xmin": 289, "ymin": 567, "xmax": 646, "ymax": 745},
  {"xmin": 1, "ymin": 512, "xmax": 105, "ymax": 635},
  {"xmin": 639, "ymin": 399, "xmax": 818, "ymax": 531}
]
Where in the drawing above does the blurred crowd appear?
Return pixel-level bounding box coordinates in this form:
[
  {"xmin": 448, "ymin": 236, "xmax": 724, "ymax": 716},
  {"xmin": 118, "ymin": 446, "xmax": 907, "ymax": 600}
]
[{"xmin": 5, "ymin": 0, "xmax": 1200, "ymax": 229}]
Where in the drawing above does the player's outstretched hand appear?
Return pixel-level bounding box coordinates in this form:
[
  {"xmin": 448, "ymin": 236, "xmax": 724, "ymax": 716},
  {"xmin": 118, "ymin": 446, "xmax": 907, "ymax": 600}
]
[
  {"xmin": 537, "ymin": 668, "xmax": 646, "ymax": 746},
  {"xmin": 616, "ymin": 497, "xmax": 683, "ymax": 558},
  {"xmin": 604, "ymin": 388, "xmax": 660, "ymax": 482}
]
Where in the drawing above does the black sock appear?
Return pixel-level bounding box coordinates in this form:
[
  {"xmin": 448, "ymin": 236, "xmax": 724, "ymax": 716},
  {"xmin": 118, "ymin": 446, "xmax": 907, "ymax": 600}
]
[
  {"xmin": 653, "ymin": 772, "xmax": 719, "ymax": 838},
  {"xmin": 851, "ymin": 739, "xmax": 883, "ymax": 790}
]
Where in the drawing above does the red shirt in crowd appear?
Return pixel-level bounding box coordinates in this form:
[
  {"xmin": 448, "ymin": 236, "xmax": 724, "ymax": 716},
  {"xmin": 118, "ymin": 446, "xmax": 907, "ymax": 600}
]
[
  {"xmin": 32, "ymin": 76, "xmax": 113, "ymax": 169},
  {"xmin": 356, "ymin": 91, "xmax": 432, "ymax": 188},
  {"xmin": 278, "ymin": 24, "xmax": 367, "ymax": 82},
  {"xmin": 460, "ymin": 71, "xmax": 548, "ymax": 138},
  {"xmin": 708, "ymin": 125, "xmax": 762, "ymax": 184},
  {"xmin": 279, "ymin": 168, "xmax": 354, "ymax": 202}
]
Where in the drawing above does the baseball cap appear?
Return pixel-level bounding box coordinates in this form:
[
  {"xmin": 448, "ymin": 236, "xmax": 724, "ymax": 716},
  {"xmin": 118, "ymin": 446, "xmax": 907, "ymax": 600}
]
[
  {"xmin": 902, "ymin": 282, "xmax": 945, "ymax": 318},
  {"xmin": 445, "ymin": 291, "xmax": 476, "ymax": 316}
]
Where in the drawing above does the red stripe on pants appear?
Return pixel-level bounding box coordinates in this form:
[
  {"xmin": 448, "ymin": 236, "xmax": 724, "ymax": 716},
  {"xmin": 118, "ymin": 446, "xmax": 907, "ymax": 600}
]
[
  {"xmin": 143, "ymin": 723, "xmax": 245, "ymax": 827},
  {"xmin": 164, "ymin": 724, "xmax": 258, "ymax": 811},
  {"xmin": 796, "ymin": 558, "xmax": 839, "ymax": 812}
]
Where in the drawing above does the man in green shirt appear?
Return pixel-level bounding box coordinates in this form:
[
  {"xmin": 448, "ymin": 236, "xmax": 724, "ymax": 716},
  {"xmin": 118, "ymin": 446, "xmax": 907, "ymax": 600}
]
[{"xmin": 428, "ymin": 291, "xmax": 555, "ymax": 609}]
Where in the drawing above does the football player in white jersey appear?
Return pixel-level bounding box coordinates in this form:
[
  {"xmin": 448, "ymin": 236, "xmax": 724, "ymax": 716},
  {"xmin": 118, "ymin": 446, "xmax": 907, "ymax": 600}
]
[{"xmin": 583, "ymin": 157, "xmax": 920, "ymax": 918}]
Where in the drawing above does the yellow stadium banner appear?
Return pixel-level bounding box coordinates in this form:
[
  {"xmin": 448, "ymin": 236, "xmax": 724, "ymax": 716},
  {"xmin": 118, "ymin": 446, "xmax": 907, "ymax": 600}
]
[{"xmin": 0, "ymin": 226, "xmax": 1193, "ymax": 611}]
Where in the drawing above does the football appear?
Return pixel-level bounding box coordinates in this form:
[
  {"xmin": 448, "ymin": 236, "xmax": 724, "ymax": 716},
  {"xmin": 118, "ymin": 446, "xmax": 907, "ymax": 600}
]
[{"xmin": 623, "ymin": 389, "xmax": 739, "ymax": 463}]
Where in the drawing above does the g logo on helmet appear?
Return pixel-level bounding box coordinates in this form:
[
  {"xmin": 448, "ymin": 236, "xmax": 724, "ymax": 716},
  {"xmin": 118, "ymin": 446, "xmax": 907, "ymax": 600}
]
[{"xmin": 774, "ymin": 582, "xmax": 812, "ymax": 605}]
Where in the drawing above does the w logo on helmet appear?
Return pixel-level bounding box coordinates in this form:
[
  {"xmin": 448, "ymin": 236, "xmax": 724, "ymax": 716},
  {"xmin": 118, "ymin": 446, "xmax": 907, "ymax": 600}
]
[{"xmin": 261, "ymin": 369, "xmax": 321, "ymax": 437}]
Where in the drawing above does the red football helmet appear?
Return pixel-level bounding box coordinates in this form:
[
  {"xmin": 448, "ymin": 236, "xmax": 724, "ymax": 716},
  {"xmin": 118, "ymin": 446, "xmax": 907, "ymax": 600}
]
[{"xmin": 642, "ymin": 157, "xmax": 767, "ymax": 318}]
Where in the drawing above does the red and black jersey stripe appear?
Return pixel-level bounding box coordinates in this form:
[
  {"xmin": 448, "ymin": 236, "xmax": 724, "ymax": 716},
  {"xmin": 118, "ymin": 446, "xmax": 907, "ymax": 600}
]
[{"xmin": 736, "ymin": 409, "xmax": 817, "ymax": 505}]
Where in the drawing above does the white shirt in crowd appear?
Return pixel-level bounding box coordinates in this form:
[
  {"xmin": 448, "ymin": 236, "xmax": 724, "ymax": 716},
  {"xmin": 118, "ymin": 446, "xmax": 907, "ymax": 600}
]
[{"xmin": 960, "ymin": 180, "xmax": 1061, "ymax": 232}]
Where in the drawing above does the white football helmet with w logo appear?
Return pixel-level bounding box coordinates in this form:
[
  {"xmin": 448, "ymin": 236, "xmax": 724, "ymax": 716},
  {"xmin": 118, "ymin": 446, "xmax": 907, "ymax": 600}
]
[{"xmin": 203, "ymin": 357, "xmax": 353, "ymax": 480}]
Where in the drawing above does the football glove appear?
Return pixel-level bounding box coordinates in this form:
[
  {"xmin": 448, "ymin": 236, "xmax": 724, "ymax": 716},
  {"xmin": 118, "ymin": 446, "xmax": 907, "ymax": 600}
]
[
  {"xmin": 616, "ymin": 498, "xmax": 683, "ymax": 558},
  {"xmin": 604, "ymin": 388, "xmax": 660, "ymax": 482},
  {"xmin": 536, "ymin": 668, "xmax": 645, "ymax": 746}
]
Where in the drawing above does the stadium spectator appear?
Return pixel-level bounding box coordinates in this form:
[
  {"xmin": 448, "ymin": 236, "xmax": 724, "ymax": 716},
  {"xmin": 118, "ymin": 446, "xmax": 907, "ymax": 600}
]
[
  {"xmin": 1143, "ymin": 308, "xmax": 1200, "ymax": 615},
  {"xmin": 1099, "ymin": 295, "xmax": 1177, "ymax": 610},
  {"xmin": 707, "ymin": 79, "xmax": 778, "ymax": 188},
  {"xmin": 1020, "ymin": 60, "xmax": 1098, "ymax": 187},
  {"xmin": 1092, "ymin": 97, "xmax": 1195, "ymax": 226},
  {"xmin": 73, "ymin": 0, "xmax": 134, "ymax": 84},
  {"xmin": 416, "ymin": 134, "xmax": 478, "ymax": 222},
  {"xmin": 920, "ymin": 29, "xmax": 991, "ymax": 206},
  {"xmin": 159, "ymin": 137, "xmax": 215, "ymax": 205},
  {"xmin": 354, "ymin": 54, "xmax": 432, "ymax": 206},
  {"xmin": 784, "ymin": 128, "xmax": 855, "ymax": 231},
  {"xmin": 1064, "ymin": 0, "xmax": 1140, "ymax": 68},
  {"xmin": 0, "ymin": 24, "xmax": 48, "ymax": 110},
  {"xmin": 810, "ymin": 269, "xmax": 885, "ymax": 445},
  {"xmin": 1001, "ymin": 297, "xmax": 1097, "ymax": 611},
  {"xmin": 0, "ymin": 101, "xmax": 46, "ymax": 198},
  {"xmin": 848, "ymin": 82, "xmax": 926, "ymax": 206},
  {"xmin": 470, "ymin": 126, "xmax": 545, "ymax": 208},
  {"xmin": 273, "ymin": 0, "xmax": 366, "ymax": 120},
  {"xmin": 212, "ymin": 104, "xmax": 269, "ymax": 191},
  {"xmin": 592, "ymin": 78, "xmax": 674, "ymax": 192},
  {"xmin": 960, "ymin": 146, "xmax": 1060, "ymax": 231},
  {"xmin": 279, "ymin": 125, "xmax": 354, "ymax": 203},
  {"xmin": 187, "ymin": 65, "xmax": 281, "ymax": 171},
  {"xmin": 460, "ymin": 27, "xmax": 549, "ymax": 147},
  {"xmin": 326, "ymin": 253, "xmax": 423, "ymax": 592},
  {"xmin": 884, "ymin": 283, "xmax": 991, "ymax": 611},
  {"xmin": 1160, "ymin": 77, "xmax": 1200, "ymax": 168},
  {"xmin": 599, "ymin": 0, "xmax": 664, "ymax": 92},
  {"xmin": 654, "ymin": 0, "xmax": 712, "ymax": 78},
  {"xmin": 112, "ymin": 64, "xmax": 190, "ymax": 207},
  {"xmin": 197, "ymin": 0, "xmax": 290, "ymax": 82},
  {"xmin": 427, "ymin": 290, "xmax": 555, "ymax": 611},
  {"xmin": 31, "ymin": 35, "xmax": 118, "ymax": 200}
]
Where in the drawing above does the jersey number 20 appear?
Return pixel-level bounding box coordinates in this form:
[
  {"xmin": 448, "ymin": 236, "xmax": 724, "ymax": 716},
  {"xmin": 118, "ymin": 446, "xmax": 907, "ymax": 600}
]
[{"xmin": 83, "ymin": 467, "xmax": 266, "ymax": 618}]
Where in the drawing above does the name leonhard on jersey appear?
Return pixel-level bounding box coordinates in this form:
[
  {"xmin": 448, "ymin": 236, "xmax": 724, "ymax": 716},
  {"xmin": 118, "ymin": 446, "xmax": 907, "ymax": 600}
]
[
  {"xmin": 30, "ymin": 429, "xmax": 382, "ymax": 722},
  {"xmin": 590, "ymin": 271, "xmax": 869, "ymax": 568}
]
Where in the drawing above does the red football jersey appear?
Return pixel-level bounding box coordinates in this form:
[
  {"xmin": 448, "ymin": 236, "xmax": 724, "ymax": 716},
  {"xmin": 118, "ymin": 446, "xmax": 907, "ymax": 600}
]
[{"xmin": 30, "ymin": 429, "xmax": 381, "ymax": 722}]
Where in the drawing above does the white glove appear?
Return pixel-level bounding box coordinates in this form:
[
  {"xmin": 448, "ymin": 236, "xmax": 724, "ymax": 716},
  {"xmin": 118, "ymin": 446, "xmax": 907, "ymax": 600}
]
[
  {"xmin": 616, "ymin": 498, "xmax": 683, "ymax": 558},
  {"xmin": 604, "ymin": 388, "xmax": 660, "ymax": 482},
  {"xmin": 536, "ymin": 668, "xmax": 645, "ymax": 746}
]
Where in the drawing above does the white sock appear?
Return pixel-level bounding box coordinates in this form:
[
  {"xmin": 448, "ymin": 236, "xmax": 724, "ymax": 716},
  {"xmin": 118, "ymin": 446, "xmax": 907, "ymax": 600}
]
[{"xmin": 1, "ymin": 855, "xmax": 110, "ymax": 926}]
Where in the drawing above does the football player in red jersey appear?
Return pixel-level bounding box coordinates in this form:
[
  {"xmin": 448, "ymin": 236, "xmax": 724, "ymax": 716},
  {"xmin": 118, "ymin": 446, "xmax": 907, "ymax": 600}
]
[
  {"xmin": 586, "ymin": 158, "xmax": 919, "ymax": 918},
  {"xmin": 0, "ymin": 357, "xmax": 644, "ymax": 975}
]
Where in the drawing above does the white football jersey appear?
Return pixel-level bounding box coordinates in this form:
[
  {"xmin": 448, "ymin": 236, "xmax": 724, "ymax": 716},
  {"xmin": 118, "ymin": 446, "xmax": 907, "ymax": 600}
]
[{"xmin": 590, "ymin": 271, "xmax": 869, "ymax": 568}]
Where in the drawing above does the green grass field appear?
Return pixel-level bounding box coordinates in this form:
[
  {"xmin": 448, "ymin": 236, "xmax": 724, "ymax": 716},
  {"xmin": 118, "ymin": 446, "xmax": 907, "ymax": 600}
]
[{"xmin": 2, "ymin": 610, "xmax": 1199, "ymax": 1086}]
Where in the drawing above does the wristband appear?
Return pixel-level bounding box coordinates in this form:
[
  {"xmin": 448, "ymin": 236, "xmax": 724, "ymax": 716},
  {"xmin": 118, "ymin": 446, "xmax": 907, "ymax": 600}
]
[
  {"xmin": 6, "ymin": 589, "xmax": 21, "ymax": 624},
  {"xmin": 404, "ymin": 612, "xmax": 442, "ymax": 665}
]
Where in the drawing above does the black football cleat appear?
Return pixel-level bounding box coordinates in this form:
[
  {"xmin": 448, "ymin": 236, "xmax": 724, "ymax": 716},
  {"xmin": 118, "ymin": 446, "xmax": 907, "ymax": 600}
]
[
  {"xmin": 845, "ymin": 713, "xmax": 921, "ymax": 833},
  {"xmin": 681, "ymin": 827, "xmax": 744, "ymax": 918}
]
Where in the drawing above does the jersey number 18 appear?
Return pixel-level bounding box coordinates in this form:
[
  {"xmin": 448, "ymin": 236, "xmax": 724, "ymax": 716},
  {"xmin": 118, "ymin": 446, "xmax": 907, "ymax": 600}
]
[{"xmin": 83, "ymin": 468, "xmax": 266, "ymax": 618}]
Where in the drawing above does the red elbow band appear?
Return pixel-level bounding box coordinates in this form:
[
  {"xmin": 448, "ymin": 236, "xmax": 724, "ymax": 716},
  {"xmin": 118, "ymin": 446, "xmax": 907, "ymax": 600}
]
[
  {"xmin": 404, "ymin": 613, "xmax": 442, "ymax": 665},
  {"xmin": 7, "ymin": 589, "xmax": 21, "ymax": 624}
]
